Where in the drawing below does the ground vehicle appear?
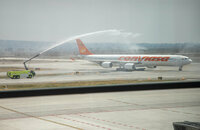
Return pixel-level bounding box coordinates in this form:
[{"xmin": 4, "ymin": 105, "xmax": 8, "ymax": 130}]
[{"xmin": 7, "ymin": 70, "xmax": 35, "ymax": 79}]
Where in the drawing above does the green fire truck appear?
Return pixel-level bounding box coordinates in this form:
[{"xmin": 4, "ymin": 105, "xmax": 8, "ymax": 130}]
[
  {"xmin": 7, "ymin": 70, "xmax": 35, "ymax": 79},
  {"xmin": 6, "ymin": 53, "xmax": 39, "ymax": 79}
]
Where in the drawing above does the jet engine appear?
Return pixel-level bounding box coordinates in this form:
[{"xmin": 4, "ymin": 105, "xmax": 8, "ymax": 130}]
[
  {"xmin": 101, "ymin": 62, "xmax": 113, "ymax": 68},
  {"xmin": 124, "ymin": 63, "xmax": 136, "ymax": 70}
]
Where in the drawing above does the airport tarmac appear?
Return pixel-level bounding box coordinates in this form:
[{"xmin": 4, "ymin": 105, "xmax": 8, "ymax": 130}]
[
  {"xmin": 0, "ymin": 59, "xmax": 200, "ymax": 86},
  {"xmin": 0, "ymin": 88, "xmax": 200, "ymax": 130}
]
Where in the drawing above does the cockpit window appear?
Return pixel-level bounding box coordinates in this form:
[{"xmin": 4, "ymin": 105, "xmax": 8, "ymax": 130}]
[{"xmin": 182, "ymin": 58, "xmax": 188, "ymax": 60}]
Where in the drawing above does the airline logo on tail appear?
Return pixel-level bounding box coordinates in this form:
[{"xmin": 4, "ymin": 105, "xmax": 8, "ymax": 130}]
[{"xmin": 76, "ymin": 39, "xmax": 93, "ymax": 55}]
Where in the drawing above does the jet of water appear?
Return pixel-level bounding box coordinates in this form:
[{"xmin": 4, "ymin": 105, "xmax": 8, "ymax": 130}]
[
  {"xmin": 23, "ymin": 29, "xmax": 139, "ymax": 70},
  {"xmin": 39, "ymin": 29, "xmax": 120, "ymax": 55},
  {"xmin": 24, "ymin": 29, "xmax": 120, "ymax": 69}
]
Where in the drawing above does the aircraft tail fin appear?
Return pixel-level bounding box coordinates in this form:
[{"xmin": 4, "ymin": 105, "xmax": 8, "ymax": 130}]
[{"xmin": 76, "ymin": 39, "xmax": 93, "ymax": 55}]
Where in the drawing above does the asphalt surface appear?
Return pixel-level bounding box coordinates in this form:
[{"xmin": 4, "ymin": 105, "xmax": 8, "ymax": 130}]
[
  {"xmin": 0, "ymin": 88, "xmax": 200, "ymax": 130},
  {"xmin": 0, "ymin": 59, "xmax": 200, "ymax": 85}
]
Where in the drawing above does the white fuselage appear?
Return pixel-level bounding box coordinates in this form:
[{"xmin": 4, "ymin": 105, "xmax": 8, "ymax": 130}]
[
  {"xmin": 75, "ymin": 39, "xmax": 192, "ymax": 71},
  {"xmin": 81, "ymin": 54, "xmax": 192, "ymax": 67}
]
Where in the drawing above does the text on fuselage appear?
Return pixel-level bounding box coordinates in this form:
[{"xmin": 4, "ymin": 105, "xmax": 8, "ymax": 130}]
[{"xmin": 118, "ymin": 56, "xmax": 170, "ymax": 62}]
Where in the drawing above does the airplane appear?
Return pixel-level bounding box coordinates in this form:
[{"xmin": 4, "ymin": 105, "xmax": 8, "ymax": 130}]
[{"xmin": 75, "ymin": 39, "xmax": 192, "ymax": 71}]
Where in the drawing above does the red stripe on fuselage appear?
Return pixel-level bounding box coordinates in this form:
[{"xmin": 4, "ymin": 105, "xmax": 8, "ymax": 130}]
[{"xmin": 118, "ymin": 56, "xmax": 170, "ymax": 62}]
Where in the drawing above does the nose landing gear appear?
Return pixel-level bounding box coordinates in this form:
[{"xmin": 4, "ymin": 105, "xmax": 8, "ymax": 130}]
[{"xmin": 179, "ymin": 66, "xmax": 183, "ymax": 71}]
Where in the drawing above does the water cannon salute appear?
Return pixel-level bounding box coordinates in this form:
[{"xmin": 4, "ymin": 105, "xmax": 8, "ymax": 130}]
[
  {"xmin": 6, "ymin": 30, "xmax": 189, "ymax": 79},
  {"xmin": 8, "ymin": 29, "xmax": 120, "ymax": 79},
  {"xmin": 1, "ymin": 1, "xmax": 199, "ymax": 130},
  {"xmin": 23, "ymin": 29, "xmax": 119, "ymax": 70}
]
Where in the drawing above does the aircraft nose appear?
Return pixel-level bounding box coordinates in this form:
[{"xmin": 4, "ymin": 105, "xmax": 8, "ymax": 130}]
[{"xmin": 189, "ymin": 59, "xmax": 192, "ymax": 63}]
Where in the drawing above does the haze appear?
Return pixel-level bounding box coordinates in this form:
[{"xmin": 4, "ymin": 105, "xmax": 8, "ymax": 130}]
[{"xmin": 0, "ymin": 0, "xmax": 200, "ymax": 43}]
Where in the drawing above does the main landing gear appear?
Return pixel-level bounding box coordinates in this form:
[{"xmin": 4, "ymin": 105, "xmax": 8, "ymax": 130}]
[{"xmin": 179, "ymin": 66, "xmax": 183, "ymax": 71}]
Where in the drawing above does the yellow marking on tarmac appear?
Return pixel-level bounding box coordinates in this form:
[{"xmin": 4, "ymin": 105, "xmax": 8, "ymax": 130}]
[{"xmin": 0, "ymin": 105, "xmax": 82, "ymax": 130}]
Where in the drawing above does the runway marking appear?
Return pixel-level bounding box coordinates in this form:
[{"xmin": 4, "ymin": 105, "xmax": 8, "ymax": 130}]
[
  {"xmin": 0, "ymin": 105, "xmax": 82, "ymax": 130},
  {"xmin": 108, "ymin": 99, "xmax": 200, "ymax": 117},
  {"xmin": 108, "ymin": 99, "xmax": 146, "ymax": 107},
  {"xmin": 78, "ymin": 114, "xmax": 147, "ymax": 130},
  {"xmin": 66, "ymin": 105, "xmax": 200, "ymax": 116},
  {"xmin": 55, "ymin": 115, "xmax": 112, "ymax": 130},
  {"xmin": 161, "ymin": 108, "xmax": 200, "ymax": 117},
  {"xmin": 0, "ymin": 104, "xmax": 199, "ymax": 121}
]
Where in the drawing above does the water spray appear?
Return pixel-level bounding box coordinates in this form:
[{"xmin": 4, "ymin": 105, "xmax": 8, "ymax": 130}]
[{"xmin": 23, "ymin": 29, "xmax": 120, "ymax": 70}]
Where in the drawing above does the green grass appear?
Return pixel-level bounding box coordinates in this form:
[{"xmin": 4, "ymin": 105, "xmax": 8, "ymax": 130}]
[{"xmin": 0, "ymin": 79, "xmax": 176, "ymax": 91}]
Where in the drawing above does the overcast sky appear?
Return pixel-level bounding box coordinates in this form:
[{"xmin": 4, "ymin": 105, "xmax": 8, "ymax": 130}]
[{"xmin": 0, "ymin": 0, "xmax": 200, "ymax": 43}]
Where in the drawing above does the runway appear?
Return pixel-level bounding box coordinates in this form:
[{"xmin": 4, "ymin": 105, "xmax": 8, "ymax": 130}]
[
  {"xmin": 0, "ymin": 59, "xmax": 200, "ymax": 86},
  {"xmin": 0, "ymin": 88, "xmax": 200, "ymax": 130}
]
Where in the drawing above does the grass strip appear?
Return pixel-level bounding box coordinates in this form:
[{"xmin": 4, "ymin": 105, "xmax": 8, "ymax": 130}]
[{"xmin": 0, "ymin": 79, "xmax": 172, "ymax": 91}]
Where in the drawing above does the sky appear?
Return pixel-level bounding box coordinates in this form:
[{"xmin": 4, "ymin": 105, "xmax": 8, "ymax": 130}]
[{"xmin": 0, "ymin": 0, "xmax": 200, "ymax": 43}]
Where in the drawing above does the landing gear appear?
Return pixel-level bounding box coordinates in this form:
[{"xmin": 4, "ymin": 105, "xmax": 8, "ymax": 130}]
[
  {"xmin": 116, "ymin": 66, "xmax": 126, "ymax": 71},
  {"xmin": 116, "ymin": 68, "xmax": 123, "ymax": 71},
  {"xmin": 116, "ymin": 64, "xmax": 125, "ymax": 71},
  {"xmin": 179, "ymin": 66, "xmax": 183, "ymax": 71}
]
